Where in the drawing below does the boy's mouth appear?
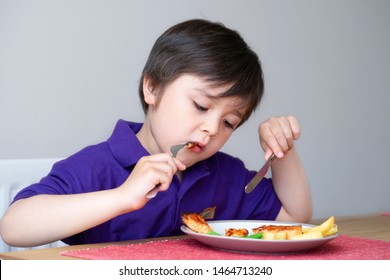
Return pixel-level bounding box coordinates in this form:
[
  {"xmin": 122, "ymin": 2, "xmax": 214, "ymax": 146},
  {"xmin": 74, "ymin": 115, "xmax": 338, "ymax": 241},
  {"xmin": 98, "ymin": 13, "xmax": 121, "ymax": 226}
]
[{"xmin": 187, "ymin": 142, "xmax": 204, "ymax": 153}]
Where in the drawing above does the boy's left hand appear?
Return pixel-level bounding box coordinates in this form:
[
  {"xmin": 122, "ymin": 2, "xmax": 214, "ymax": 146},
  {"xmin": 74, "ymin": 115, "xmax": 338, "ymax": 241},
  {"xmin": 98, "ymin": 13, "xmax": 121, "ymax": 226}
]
[{"xmin": 258, "ymin": 115, "xmax": 301, "ymax": 160}]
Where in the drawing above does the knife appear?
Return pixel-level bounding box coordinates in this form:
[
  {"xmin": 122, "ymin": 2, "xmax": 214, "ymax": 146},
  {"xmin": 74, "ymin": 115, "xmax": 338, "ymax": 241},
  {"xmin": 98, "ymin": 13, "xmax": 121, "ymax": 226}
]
[{"xmin": 244, "ymin": 153, "xmax": 276, "ymax": 193}]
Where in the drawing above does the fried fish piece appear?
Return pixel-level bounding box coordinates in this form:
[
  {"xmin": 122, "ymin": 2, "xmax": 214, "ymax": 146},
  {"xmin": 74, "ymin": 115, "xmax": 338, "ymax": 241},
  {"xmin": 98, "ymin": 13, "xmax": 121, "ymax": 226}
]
[
  {"xmin": 182, "ymin": 213, "xmax": 213, "ymax": 234},
  {"xmin": 252, "ymin": 225, "xmax": 303, "ymax": 240},
  {"xmin": 225, "ymin": 228, "xmax": 249, "ymax": 237}
]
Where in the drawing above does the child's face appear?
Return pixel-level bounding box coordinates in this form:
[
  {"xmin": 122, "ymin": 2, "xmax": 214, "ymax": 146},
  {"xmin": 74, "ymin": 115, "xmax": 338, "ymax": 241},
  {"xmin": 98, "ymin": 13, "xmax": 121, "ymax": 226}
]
[{"xmin": 140, "ymin": 74, "xmax": 247, "ymax": 167}]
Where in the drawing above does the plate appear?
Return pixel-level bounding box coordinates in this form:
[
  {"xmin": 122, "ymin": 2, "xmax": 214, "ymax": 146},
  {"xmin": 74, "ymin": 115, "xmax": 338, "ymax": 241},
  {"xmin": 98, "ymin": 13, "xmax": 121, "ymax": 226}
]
[{"xmin": 181, "ymin": 220, "xmax": 339, "ymax": 253}]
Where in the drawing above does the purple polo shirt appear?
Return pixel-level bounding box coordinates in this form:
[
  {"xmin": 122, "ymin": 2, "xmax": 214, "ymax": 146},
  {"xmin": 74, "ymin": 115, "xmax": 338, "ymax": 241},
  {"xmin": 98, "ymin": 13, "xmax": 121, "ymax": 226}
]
[{"xmin": 13, "ymin": 120, "xmax": 281, "ymax": 245}]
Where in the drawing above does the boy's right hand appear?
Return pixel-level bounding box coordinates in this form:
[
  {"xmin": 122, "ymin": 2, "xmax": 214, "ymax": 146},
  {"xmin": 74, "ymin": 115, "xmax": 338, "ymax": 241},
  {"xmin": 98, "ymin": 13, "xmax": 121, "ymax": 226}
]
[
  {"xmin": 116, "ymin": 153, "xmax": 186, "ymax": 211},
  {"xmin": 258, "ymin": 115, "xmax": 301, "ymax": 161}
]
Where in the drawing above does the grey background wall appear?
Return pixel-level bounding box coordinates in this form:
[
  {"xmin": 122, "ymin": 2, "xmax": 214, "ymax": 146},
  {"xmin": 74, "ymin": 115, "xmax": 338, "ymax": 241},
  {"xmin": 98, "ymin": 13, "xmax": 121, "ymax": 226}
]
[{"xmin": 1, "ymin": 0, "xmax": 389, "ymax": 219}]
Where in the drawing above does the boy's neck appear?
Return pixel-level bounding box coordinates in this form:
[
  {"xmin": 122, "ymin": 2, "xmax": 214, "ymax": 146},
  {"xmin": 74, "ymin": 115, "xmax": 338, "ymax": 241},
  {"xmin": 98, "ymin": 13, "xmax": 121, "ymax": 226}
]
[{"xmin": 135, "ymin": 122, "xmax": 156, "ymax": 155}]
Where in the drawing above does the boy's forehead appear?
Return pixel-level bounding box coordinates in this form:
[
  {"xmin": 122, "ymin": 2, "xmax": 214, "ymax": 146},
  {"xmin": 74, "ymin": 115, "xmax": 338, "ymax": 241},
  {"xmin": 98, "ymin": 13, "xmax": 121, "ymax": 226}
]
[{"xmin": 182, "ymin": 74, "xmax": 233, "ymax": 96}]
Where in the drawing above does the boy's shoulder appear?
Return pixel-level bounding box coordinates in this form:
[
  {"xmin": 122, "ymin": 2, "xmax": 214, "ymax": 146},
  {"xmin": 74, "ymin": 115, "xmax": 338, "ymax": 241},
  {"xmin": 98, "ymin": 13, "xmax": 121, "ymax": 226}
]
[
  {"xmin": 53, "ymin": 119, "xmax": 143, "ymax": 171},
  {"xmin": 53, "ymin": 142, "xmax": 113, "ymax": 171}
]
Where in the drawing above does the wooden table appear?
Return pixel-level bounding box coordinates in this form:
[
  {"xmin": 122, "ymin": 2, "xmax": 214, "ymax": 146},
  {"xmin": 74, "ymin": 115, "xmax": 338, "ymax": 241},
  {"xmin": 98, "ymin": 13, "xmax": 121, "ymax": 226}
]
[{"xmin": 1, "ymin": 213, "xmax": 389, "ymax": 260}]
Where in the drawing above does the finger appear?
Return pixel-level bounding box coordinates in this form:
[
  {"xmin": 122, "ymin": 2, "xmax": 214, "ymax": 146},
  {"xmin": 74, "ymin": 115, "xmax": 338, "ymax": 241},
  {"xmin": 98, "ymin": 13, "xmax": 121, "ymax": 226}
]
[
  {"xmin": 138, "ymin": 158, "xmax": 174, "ymax": 190},
  {"xmin": 287, "ymin": 115, "xmax": 301, "ymax": 140},
  {"xmin": 269, "ymin": 119, "xmax": 290, "ymax": 153},
  {"xmin": 279, "ymin": 117, "xmax": 295, "ymax": 150},
  {"xmin": 156, "ymin": 161, "xmax": 177, "ymax": 184},
  {"xmin": 145, "ymin": 165, "xmax": 173, "ymax": 196},
  {"xmin": 263, "ymin": 147, "xmax": 274, "ymax": 162},
  {"xmin": 155, "ymin": 153, "xmax": 187, "ymax": 171},
  {"xmin": 260, "ymin": 121, "xmax": 284, "ymax": 158},
  {"xmin": 268, "ymin": 117, "xmax": 296, "ymax": 156},
  {"xmin": 173, "ymin": 158, "xmax": 187, "ymax": 171},
  {"xmin": 160, "ymin": 156, "xmax": 188, "ymax": 175},
  {"xmin": 145, "ymin": 185, "xmax": 160, "ymax": 199},
  {"xmin": 146, "ymin": 153, "xmax": 180, "ymax": 175}
]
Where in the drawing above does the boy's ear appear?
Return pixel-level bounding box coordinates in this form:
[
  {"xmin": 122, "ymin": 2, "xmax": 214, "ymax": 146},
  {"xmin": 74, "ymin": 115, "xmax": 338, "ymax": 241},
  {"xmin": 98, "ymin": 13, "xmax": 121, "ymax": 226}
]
[{"xmin": 142, "ymin": 76, "xmax": 157, "ymax": 106}]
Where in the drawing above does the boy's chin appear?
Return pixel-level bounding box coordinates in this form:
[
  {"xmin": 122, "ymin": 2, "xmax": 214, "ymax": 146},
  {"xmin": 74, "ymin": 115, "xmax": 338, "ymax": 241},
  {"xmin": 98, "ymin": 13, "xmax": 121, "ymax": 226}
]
[{"xmin": 181, "ymin": 156, "xmax": 209, "ymax": 169}]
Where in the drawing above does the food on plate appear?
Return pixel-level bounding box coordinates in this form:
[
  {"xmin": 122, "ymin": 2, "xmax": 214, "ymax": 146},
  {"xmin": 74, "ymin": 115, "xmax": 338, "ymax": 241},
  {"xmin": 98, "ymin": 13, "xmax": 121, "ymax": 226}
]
[
  {"xmin": 224, "ymin": 228, "xmax": 264, "ymax": 238},
  {"xmin": 254, "ymin": 216, "xmax": 337, "ymax": 240},
  {"xmin": 225, "ymin": 228, "xmax": 249, "ymax": 237},
  {"xmin": 252, "ymin": 225, "xmax": 303, "ymax": 240},
  {"xmin": 182, "ymin": 207, "xmax": 218, "ymax": 235},
  {"xmin": 181, "ymin": 213, "xmax": 262, "ymax": 238},
  {"xmin": 291, "ymin": 230, "xmax": 323, "ymax": 240},
  {"xmin": 304, "ymin": 216, "xmax": 336, "ymax": 236},
  {"xmin": 182, "ymin": 213, "xmax": 214, "ymax": 234},
  {"xmin": 323, "ymin": 224, "xmax": 338, "ymax": 236},
  {"xmin": 182, "ymin": 208, "xmax": 338, "ymax": 240}
]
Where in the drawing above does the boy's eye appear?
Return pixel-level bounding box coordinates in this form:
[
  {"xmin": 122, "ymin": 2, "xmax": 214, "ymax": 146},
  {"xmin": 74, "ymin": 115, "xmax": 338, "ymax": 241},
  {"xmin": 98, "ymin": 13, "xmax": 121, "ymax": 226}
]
[
  {"xmin": 193, "ymin": 102, "xmax": 208, "ymax": 112},
  {"xmin": 223, "ymin": 119, "xmax": 235, "ymax": 129}
]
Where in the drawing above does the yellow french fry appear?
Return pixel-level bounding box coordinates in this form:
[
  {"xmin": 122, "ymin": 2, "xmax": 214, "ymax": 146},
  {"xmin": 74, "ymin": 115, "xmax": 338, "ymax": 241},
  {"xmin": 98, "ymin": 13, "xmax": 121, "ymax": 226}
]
[
  {"xmin": 323, "ymin": 224, "xmax": 338, "ymax": 236},
  {"xmin": 307, "ymin": 216, "xmax": 335, "ymax": 235}
]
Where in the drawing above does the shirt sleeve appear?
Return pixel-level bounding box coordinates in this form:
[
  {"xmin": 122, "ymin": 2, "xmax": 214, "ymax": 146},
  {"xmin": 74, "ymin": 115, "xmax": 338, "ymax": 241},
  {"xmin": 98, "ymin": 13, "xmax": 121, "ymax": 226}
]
[
  {"xmin": 12, "ymin": 159, "xmax": 81, "ymax": 203},
  {"xmin": 12, "ymin": 142, "xmax": 122, "ymax": 203}
]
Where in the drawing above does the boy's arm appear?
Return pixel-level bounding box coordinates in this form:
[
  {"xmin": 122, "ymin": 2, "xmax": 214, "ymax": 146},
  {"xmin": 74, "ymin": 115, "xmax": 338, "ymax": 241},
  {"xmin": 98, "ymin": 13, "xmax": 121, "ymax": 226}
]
[
  {"xmin": 271, "ymin": 147, "xmax": 312, "ymax": 222},
  {"xmin": 0, "ymin": 188, "xmax": 130, "ymax": 247},
  {"xmin": 0, "ymin": 153, "xmax": 186, "ymax": 247},
  {"xmin": 258, "ymin": 115, "xmax": 312, "ymax": 222}
]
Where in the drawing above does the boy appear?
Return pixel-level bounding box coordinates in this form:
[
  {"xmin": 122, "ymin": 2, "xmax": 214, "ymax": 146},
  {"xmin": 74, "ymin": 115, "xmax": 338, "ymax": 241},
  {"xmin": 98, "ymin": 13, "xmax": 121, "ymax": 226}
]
[{"xmin": 0, "ymin": 19, "xmax": 311, "ymax": 247}]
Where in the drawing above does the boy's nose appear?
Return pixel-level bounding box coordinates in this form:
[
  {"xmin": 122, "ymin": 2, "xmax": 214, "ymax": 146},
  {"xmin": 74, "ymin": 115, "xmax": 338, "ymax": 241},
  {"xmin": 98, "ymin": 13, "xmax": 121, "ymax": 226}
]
[{"xmin": 201, "ymin": 118, "xmax": 219, "ymax": 138}]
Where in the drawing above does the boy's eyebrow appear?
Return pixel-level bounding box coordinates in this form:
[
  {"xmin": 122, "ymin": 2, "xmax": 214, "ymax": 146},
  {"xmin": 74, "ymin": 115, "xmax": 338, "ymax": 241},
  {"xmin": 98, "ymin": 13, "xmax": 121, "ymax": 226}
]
[{"xmin": 194, "ymin": 87, "xmax": 244, "ymax": 118}]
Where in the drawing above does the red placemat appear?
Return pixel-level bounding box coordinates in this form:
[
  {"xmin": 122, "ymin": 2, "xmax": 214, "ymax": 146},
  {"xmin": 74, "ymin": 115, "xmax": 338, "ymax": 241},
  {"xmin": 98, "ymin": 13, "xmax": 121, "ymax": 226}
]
[{"xmin": 60, "ymin": 235, "xmax": 390, "ymax": 260}]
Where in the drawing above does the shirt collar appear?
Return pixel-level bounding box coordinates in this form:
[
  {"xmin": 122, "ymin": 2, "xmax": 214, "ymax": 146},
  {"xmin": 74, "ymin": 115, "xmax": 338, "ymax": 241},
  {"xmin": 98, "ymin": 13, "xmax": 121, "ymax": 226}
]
[{"xmin": 107, "ymin": 119, "xmax": 149, "ymax": 167}]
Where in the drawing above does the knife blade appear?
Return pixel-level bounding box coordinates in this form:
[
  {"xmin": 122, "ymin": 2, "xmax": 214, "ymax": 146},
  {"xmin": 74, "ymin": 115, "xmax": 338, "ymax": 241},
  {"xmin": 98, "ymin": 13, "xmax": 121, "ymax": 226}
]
[{"xmin": 244, "ymin": 153, "xmax": 276, "ymax": 193}]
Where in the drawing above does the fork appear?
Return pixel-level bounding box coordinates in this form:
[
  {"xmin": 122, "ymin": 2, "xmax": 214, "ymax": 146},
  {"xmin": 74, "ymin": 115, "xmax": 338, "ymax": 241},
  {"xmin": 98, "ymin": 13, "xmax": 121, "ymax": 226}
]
[
  {"xmin": 170, "ymin": 142, "xmax": 195, "ymax": 157},
  {"xmin": 145, "ymin": 142, "xmax": 195, "ymax": 198}
]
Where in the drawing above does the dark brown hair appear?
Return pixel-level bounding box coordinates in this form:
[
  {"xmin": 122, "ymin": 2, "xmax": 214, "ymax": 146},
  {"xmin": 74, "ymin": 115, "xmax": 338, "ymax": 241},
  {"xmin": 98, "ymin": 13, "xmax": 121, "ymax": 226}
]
[{"xmin": 139, "ymin": 19, "xmax": 264, "ymax": 125}]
